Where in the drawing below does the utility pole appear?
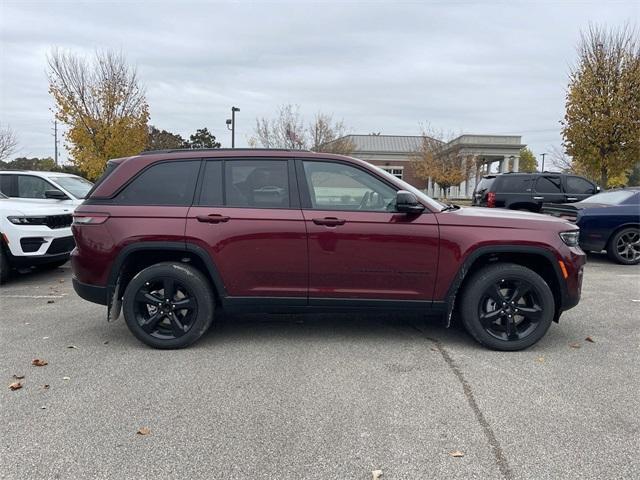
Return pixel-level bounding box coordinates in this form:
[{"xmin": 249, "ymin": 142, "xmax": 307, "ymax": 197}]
[
  {"xmin": 226, "ymin": 106, "xmax": 240, "ymax": 148},
  {"xmin": 540, "ymin": 153, "xmax": 547, "ymax": 172},
  {"xmin": 53, "ymin": 120, "xmax": 59, "ymax": 166}
]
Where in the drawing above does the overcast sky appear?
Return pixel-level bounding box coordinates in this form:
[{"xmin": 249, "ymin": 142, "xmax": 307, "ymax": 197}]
[{"xmin": 1, "ymin": 0, "xmax": 638, "ymax": 163}]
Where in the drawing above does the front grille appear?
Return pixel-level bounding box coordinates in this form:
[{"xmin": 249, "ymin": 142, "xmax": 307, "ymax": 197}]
[
  {"xmin": 46, "ymin": 236, "xmax": 75, "ymax": 255},
  {"xmin": 45, "ymin": 214, "xmax": 73, "ymax": 229},
  {"xmin": 21, "ymin": 237, "xmax": 46, "ymax": 253}
]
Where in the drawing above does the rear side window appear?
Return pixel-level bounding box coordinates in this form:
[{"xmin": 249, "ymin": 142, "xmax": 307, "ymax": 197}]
[
  {"xmin": 225, "ymin": 160, "xmax": 289, "ymax": 208},
  {"xmin": 535, "ymin": 176, "xmax": 562, "ymax": 194},
  {"xmin": 199, "ymin": 160, "xmax": 223, "ymax": 206},
  {"xmin": 566, "ymin": 176, "xmax": 595, "ymax": 195},
  {"xmin": 474, "ymin": 177, "xmax": 495, "ymax": 192},
  {"xmin": 115, "ymin": 160, "xmax": 200, "ymax": 206},
  {"xmin": 498, "ymin": 176, "xmax": 532, "ymax": 192}
]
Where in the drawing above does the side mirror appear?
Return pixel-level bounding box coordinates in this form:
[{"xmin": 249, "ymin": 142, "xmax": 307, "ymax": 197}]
[
  {"xmin": 396, "ymin": 190, "xmax": 425, "ymax": 214},
  {"xmin": 595, "ymin": 186, "xmax": 601, "ymax": 193},
  {"xmin": 44, "ymin": 189, "xmax": 69, "ymax": 200}
]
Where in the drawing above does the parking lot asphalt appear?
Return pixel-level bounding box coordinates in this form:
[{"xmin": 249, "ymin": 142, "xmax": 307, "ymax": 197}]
[{"xmin": 1, "ymin": 255, "xmax": 639, "ymax": 480}]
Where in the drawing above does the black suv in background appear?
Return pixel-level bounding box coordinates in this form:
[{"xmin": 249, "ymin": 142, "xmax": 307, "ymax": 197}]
[{"xmin": 472, "ymin": 172, "xmax": 599, "ymax": 212}]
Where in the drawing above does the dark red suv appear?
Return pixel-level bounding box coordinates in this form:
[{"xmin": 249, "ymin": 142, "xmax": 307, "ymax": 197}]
[{"xmin": 71, "ymin": 149, "xmax": 585, "ymax": 350}]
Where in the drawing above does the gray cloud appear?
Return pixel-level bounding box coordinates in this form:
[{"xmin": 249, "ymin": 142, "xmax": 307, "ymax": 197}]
[{"xmin": 1, "ymin": 0, "xmax": 637, "ymax": 162}]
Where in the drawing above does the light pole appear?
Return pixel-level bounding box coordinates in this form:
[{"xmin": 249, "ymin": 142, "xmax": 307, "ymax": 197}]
[
  {"xmin": 226, "ymin": 106, "xmax": 240, "ymax": 148},
  {"xmin": 540, "ymin": 153, "xmax": 547, "ymax": 172}
]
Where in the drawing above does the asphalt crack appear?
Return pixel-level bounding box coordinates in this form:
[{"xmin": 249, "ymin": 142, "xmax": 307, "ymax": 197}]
[{"xmin": 408, "ymin": 323, "xmax": 514, "ymax": 480}]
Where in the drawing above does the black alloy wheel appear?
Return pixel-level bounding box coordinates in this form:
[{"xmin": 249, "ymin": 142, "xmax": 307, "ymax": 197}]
[
  {"xmin": 122, "ymin": 262, "xmax": 214, "ymax": 349},
  {"xmin": 460, "ymin": 263, "xmax": 555, "ymax": 351}
]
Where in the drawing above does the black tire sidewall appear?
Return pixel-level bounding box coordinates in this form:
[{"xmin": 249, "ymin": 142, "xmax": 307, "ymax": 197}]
[
  {"xmin": 607, "ymin": 228, "xmax": 640, "ymax": 265},
  {"xmin": 123, "ymin": 262, "xmax": 214, "ymax": 349},
  {"xmin": 0, "ymin": 246, "xmax": 10, "ymax": 284},
  {"xmin": 460, "ymin": 263, "xmax": 555, "ymax": 351}
]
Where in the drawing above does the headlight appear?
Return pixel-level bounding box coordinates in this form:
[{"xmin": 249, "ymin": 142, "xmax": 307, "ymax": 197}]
[
  {"xmin": 559, "ymin": 230, "xmax": 580, "ymax": 247},
  {"xmin": 7, "ymin": 216, "xmax": 47, "ymax": 226}
]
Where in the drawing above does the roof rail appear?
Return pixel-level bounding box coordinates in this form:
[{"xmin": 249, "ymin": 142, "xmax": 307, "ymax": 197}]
[{"xmin": 139, "ymin": 147, "xmax": 311, "ymax": 156}]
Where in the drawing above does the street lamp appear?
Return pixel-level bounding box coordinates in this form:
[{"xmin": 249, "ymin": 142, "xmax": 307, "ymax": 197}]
[
  {"xmin": 225, "ymin": 106, "xmax": 240, "ymax": 148},
  {"xmin": 540, "ymin": 153, "xmax": 547, "ymax": 172}
]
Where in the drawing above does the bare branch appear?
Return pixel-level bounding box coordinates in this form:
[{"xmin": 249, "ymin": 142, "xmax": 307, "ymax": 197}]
[{"xmin": 0, "ymin": 124, "xmax": 18, "ymax": 161}]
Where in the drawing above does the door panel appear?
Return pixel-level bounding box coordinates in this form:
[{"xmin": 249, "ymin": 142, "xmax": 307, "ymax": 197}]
[
  {"xmin": 303, "ymin": 210, "xmax": 439, "ymax": 300},
  {"xmin": 533, "ymin": 176, "xmax": 564, "ymax": 204},
  {"xmin": 186, "ymin": 207, "xmax": 307, "ymax": 297}
]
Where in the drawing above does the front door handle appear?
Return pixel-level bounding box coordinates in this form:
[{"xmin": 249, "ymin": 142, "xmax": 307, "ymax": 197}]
[
  {"xmin": 533, "ymin": 196, "xmax": 544, "ymax": 200},
  {"xmin": 566, "ymin": 197, "xmax": 578, "ymax": 201},
  {"xmin": 312, "ymin": 217, "xmax": 346, "ymax": 226},
  {"xmin": 196, "ymin": 214, "xmax": 230, "ymax": 224}
]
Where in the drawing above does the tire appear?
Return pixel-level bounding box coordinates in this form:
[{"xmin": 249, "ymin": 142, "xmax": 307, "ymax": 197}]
[
  {"xmin": 459, "ymin": 263, "xmax": 555, "ymax": 351},
  {"xmin": 122, "ymin": 262, "xmax": 214, "ymax": 349},
  {"xmin": 0, "ymin": 246, "xmax": 11, "ymax": 284},
  {"xmin": 606, "ymin": 228, "xmax": 640, "ymax": 265}
]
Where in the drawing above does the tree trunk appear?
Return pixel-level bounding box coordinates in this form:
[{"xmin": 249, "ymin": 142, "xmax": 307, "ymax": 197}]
[{"xmin": 600, "ymin": 163, "xmax": 608, "ymax": 189}]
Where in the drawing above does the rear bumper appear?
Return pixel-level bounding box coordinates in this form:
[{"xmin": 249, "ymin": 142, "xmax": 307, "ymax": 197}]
[{"xmin": 72, "ymin": 277, "xmax": 108, "ymax": 305}]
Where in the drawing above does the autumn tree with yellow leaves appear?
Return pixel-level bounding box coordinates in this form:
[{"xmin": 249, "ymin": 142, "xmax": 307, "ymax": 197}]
[
  {"xmin": 411, "ymin": 129, "xmax": 473, "ymax": 198},
  {"xmin": 48, "ymin": 50, "xmax": 149, "ymax": 180},
  {"xmin": 562, "ymin": 25, "xmax": 640, "ymax": 188}
]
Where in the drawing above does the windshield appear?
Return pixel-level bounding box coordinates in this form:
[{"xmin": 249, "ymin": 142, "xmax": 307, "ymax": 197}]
[
  {"xmin": 48, "ymin": 175, "xmax": 93, "ymax": 199},
  {"xmin": 579, "ymin": 190, "xmax": 636, "ymax": 205},
  {"xmin": 373, "ymin": 166, "xmax": 446, "ymax": 210}
]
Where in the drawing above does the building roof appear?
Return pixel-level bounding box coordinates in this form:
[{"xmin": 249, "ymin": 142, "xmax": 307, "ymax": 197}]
[{"xmin": 335, "ymin": 135, "xmax": 427, "ymax": 153}]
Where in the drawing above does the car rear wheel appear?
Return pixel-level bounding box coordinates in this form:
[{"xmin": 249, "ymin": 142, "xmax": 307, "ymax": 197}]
[
  {"xmin": 459, "ymin": 263, "xmax": 555, "ymax": 351},
  {"xmin": 607, "ymin": 228, "xmax": 640, "ymax": 265},
  {"xmin": 122, "ymin": 262, "xmax": 214, "ymax": 349}
]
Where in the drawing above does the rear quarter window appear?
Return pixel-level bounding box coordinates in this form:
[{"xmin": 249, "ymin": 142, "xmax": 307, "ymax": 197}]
[
  {"xmin": 114, "ymin": 160, "xmax": 200, "ymax": 206},
  {"xmin": 475, "ymin": 177, "xmax": 495, "ymax": 192}
]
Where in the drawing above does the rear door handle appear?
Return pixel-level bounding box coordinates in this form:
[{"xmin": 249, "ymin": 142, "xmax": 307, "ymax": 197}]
[
  {"xmin": 312, "ymin": 217, "xmax": 346, "ymax": 226},
  {"xmin": 533, "ymin": 196, "xmax": 544, "ymax": 200},
  {"xmin": 196, "ymin": 214, "xmax": 230, "ymax": 224},
  {"xmin": 566, "ymin": 197, "xmax": 578, "ymax": 201}
]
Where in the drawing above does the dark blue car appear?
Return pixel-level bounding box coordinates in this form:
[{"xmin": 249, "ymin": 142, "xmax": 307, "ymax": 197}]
[{"xmin": 542, "ymin": 187, "xmax": 640, "ymax": 265}]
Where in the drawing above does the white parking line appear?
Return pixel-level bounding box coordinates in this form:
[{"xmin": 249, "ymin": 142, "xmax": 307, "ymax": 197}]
[{"xmin": 1, "ymin": 294, "xmax": 66, "ymax": 299}]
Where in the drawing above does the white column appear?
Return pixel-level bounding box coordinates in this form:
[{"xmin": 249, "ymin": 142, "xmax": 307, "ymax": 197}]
[
  {"xmin": 512, "ymin": 155, "xmax": 520, "ymax": 172},
  {"xmin": 500, "ymin": 156, "xmax": 509, "ymax": 173}
]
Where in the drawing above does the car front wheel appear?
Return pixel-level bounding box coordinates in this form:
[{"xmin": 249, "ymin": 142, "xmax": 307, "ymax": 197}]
[
  {"xmin": 607, "ymin": 228, "xmax": 640, "ymax": 265},
  {"xmin": 459, "ymin": 263, "xmax": 555, "ymax": 351},
  {"xmin": 122, "ymin": 262, "xmax": 214, "ymax": 349}
]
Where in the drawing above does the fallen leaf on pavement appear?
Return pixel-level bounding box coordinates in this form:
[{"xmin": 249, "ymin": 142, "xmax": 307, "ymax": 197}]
[
  {"xmin": 449, "ymin": 450, "xmax": 465, "ymax": 458},
  {"xmin": 67, "ymin": 345, "xmax": 77, "ymax": 349},
  {"xmin": 41, "ymin": 406, "xmax": 46, "ymax": 410},
  {"xmin": 32, "ymin": 359, "xmax": 48, "ymax": 367},
  {"xmin": 103, "ymin": 341, "xmax": 109, "ymax": 345},
  {"xmin": 13, "ymin": 374, "xmax": 25, "ymax": 380},
  {"xmin": 430, "ymin": 347, "xmax": 438, "ymax": 352},
  {"xmin": 536, "ymin": 356, "xmax": 544, "ymax": 363},
  {"xmin": 58, "ymin": 279, "xmax": 65, "ymax": 283},
  {"xmin": 43, "ymin": 384, "xmax": 50, "ymax": 389},
  {"xmin": 9, "ymin": 382, "xmax": 22, "ymax": 391},
  {"xmin": 372, "ymin": 470, "xmax": 383, "ymax": 479},
  {"xmin": 569, "ymin": 342, "xmax": 581, "ymax": 349},
  {"xmin": 137, "ymin": 427, "xmax": 151, "ymax": 436},
  {"xmin": 47, "ymin": 300, "xmax": 55, "ymax": 304},
  {"xmin": 585, "ymin": 336, "xmax": 595, "ymax": 343},
  {"xmin": 62, "ymin": 376, "xmax": 70, "ymax": 381}
]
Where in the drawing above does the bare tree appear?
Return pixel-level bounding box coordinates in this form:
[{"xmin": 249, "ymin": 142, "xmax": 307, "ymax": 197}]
[
  {"xmin": 253, "ymin": 104, "xmax": 306, "ymax": 150},
  {"xmin": 0, "ymin": 124, "xmax": 18, "ymax": 161},
  {"xmin": 251, "ymin": 105, "xmax": 354, "ymax": 154},
  {"xmin": 308, "ymin": 113, "xmax": 355, "ymax": 155}
]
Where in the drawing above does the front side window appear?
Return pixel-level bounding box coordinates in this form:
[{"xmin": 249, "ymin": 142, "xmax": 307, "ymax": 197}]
[
  {"xmin": 566, "ymin": 176, "xmax": 595, "ymax": 195},
  {"xmin": 303, "ymin": 161, "xmax": 396, "ymax": 211},
  {"xmin": 115, "ymin": 160, "xmax": 200, "ymax": 205},
  {"xmin": 225, "ymin": 160, "xmax": 289, "ymax": 208},
  {"xmin": 535, "ymin": 176, "xmax": 561, "ymax": 194},
  {"xmin": 49, "ymin": 176, "xmax": 93, "ymax": 199},
  {"xmin": 17, "ymin": 175, "xmax": 61, "ymax": 199}
]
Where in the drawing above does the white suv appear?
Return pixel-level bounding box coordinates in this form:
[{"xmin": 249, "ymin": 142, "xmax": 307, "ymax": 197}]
[
  {"xmin": 0, "ymin": 192, "xmax": 74, "ymax": 283},
  {"xmin": 0, "ymin": 170, "xmax": 93, "ymax": 207}
]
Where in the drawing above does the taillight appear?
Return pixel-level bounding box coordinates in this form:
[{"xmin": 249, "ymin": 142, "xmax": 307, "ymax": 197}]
[
  {"xmin": 73, "ymin": 213, "xmax": 110, "ymax": 225},
  {"xmin": 487, "ymin": 192, "xmax": 496, "ymax": 208}
]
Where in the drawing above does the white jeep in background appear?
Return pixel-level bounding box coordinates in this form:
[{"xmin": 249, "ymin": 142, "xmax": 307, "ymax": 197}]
[
  {"xmin": 0, "ymin": 192, "xmax": 75, "ymax": 284},
  {"xmin": 0, "ymin": 170, "xmax": 93, "ymax": 207}
]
